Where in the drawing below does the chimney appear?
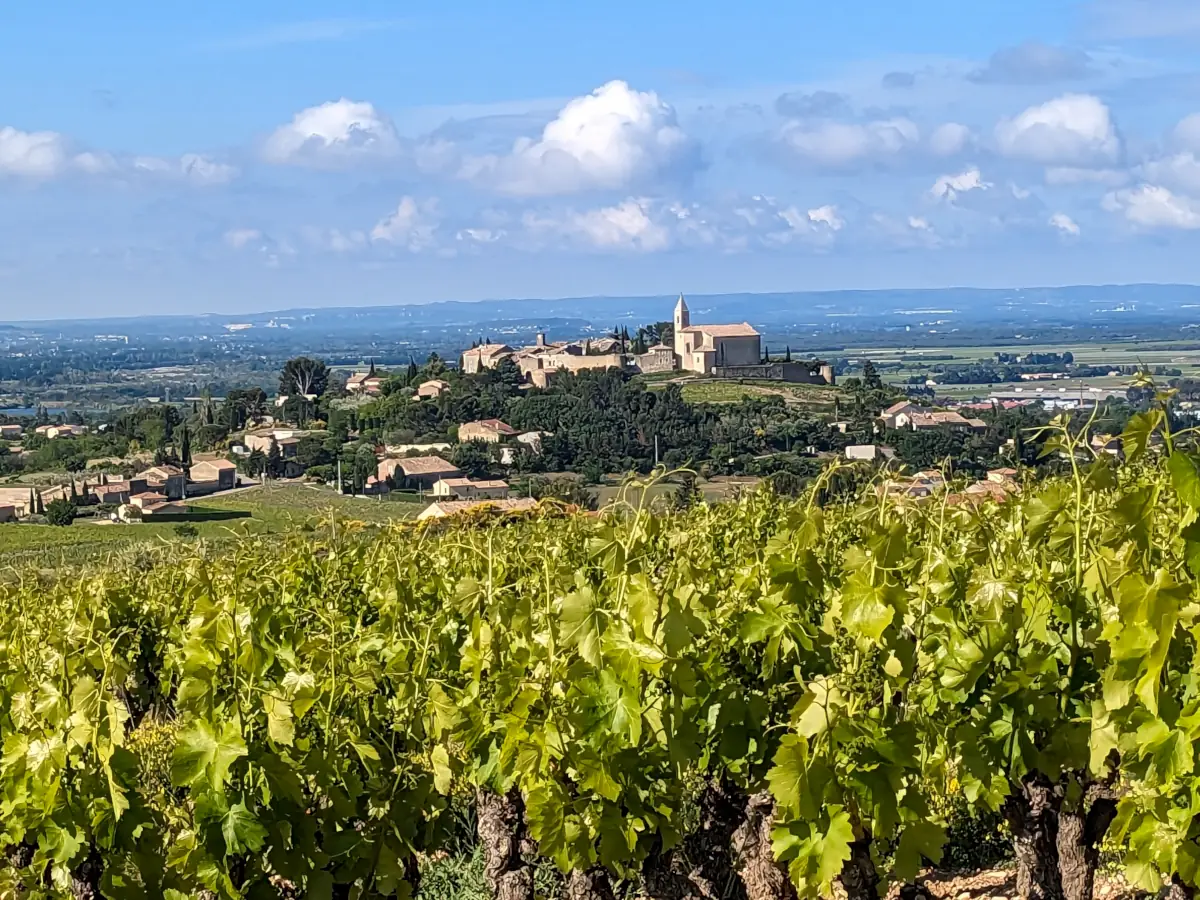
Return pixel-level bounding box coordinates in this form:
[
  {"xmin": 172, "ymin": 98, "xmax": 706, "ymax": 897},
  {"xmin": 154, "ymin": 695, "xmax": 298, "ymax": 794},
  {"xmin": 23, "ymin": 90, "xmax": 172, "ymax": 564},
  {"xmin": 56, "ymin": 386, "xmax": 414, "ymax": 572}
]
[{"xmin": 536, "ymin": 332, "xmax": 545, "ymax": 348}]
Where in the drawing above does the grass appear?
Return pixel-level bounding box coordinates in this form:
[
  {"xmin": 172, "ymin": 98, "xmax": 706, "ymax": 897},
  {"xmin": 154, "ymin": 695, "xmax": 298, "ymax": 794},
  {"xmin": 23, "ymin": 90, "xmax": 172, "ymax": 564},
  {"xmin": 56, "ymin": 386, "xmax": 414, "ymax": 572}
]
[{"xmin": 0, "ymin": 483, "xmax": 424, "ymax": 568}]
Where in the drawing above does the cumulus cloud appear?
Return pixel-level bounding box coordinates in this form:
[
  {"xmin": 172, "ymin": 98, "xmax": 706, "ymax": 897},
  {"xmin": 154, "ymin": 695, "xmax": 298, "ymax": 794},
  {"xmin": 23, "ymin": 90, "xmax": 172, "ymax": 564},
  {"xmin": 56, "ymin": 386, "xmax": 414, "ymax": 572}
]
[
  {"xmin": 970, "ymin": 42, "xmax": 1096, "ymax": 84},
  {"xmin": 930, "ymin": 168, "xmax": 992, "ymax": 202},
  {"xmin": 523, "ymin": 198, "xmax": 672, "ymax": 252},
  {"xmin": 929, "ymin": 123, "xmax": 972, "ymax": 157},
  {"xmin": 461, "ymin": 81, "xmax": 698, "ymax": 196},
  {"xmin": 263, "ymin": 98, "xmax": 401, "ymax": 167},
  {"xmin": 777, "ymin": 117, "xmax": 920, "ymax": 168},
  {"xmin": 1103, "ymin": 184, "xmax": 1200, "ymax": 229},
  {"xmin": 133, "ymin": 154, "xmax": 239, "ymax": 185},
  {"xmin": 0, "ymin": 125, "xmax": 69, "ymax": 177},
  {"xmin": 1175, "ymin": 113, "xmax": 1200, "ymax": 151},
  {"xmin": 995, "ymin": 94, "xmax": 1121, "ymax": 165},
  {"xmin": 370, "ymin": 196, "xmax": 440, "ymax": 251},
  {"xmin": 807, "ymin": 205, "xmax": 844, "ymax": 230},
  {"xmin": 1049, "ymin": 212, "xmax": 1081, "ymax": 235},
  {"xmin": 1139, "ymin": 152, "xmax": 1200, "ymax": 194},
  {"xmin": 774, "ymin": 90, "xmax": 850, "ymax": 119}
]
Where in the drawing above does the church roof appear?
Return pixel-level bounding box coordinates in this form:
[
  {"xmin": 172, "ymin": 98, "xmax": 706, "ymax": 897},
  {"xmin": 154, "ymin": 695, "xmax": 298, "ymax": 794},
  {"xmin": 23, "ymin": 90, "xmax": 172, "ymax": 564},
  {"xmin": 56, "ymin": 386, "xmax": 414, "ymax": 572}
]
[{"xmin": 682, "ymin": 322, "xmax": 760, "ymax": 337}]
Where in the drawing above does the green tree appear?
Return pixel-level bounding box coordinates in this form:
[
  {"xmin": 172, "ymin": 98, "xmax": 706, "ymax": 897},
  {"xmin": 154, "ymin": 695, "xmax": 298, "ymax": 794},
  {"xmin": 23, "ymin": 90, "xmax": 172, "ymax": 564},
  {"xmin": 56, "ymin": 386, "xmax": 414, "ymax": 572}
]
[
  {"xmin": 279, "ymin": 356, "xmax": 330, "ymax": 399},
  {"xmin": 44, "ymin": 498, "xmax": 75, "ymax": 526},
  {"xmin": 179, "ymin": 424, "xmax": 193, "ymax": 467}
]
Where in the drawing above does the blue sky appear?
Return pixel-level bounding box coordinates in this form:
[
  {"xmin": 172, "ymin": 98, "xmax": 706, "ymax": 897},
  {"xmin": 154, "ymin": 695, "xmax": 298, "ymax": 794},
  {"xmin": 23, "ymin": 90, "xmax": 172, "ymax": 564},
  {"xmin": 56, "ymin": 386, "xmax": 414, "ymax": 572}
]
[{"xmin": 4, "ymin": 0, "xmax": 1200, "ymax": 317}]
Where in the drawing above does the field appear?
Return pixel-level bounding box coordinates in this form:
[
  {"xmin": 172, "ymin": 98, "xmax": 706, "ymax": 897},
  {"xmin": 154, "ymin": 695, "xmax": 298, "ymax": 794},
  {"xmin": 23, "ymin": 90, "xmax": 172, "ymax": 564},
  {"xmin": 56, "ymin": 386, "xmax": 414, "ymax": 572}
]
[
  {"xmin": 848, "ymin": 338, "xmax": 1200, "ymax": 400},
  {"xmin": 0, "ymin": 482, "xmax": 424, "ymax": 567}
]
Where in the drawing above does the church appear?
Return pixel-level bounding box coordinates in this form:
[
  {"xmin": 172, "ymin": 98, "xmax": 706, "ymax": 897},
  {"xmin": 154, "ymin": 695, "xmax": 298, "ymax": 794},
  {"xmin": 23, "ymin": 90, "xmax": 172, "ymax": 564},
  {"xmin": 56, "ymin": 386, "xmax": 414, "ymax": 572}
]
[{"xmin": 672, "ymin": 295, "xmax": 762, "ymax": 374}]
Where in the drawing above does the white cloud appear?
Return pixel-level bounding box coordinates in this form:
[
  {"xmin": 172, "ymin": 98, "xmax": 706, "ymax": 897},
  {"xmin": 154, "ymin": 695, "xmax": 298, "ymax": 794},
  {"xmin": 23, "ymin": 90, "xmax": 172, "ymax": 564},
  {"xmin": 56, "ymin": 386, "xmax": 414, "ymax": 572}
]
[
  {"xmin": 524, "ymin": 198, "xmax": 672, "ymax": 252},
  {"xmin": 72, "ymin": 151, "xmax": 118, "ymax": 175},
  {"xmin": 133, "ymin": 153, "xmax": 238, "ymax": 185},
  {"xmin": 1139, "ymin": 152, "xmax": 1200, "ymax": 194},
  {"xmin": 1044, "ymin": 166, "xmax": 1130, "ymax": 186},
  {"xmin": 1174, "ymin": 114, "xmax": 1200, "ymax": 151},
  {"xmin": 370, "ymin": 196, "xmax": 440, "ymax": 251},
  {"xmin": 263, "ymin": 98, "xmax": 401, "ymax": 167},
  {"xmin": 0, "ymin": 126, "xmax": 68, "ymax": 177},
  {"xmin": 908, "ymin": 216, "xmax": 933, "ymax": 231},
  {"xmin": 995, "ymin": 94, "xmax": 1120, "ymax": 165},
  {"xmin": 462, "ymin": 81, "xmax": 696, "ymax": 196},
  {"xmin": 778, "ymin": 117, "xmax": 920, "ymax": 168},
  {"xmin": 1103, "ymin": 184, "xmax": 1200, "ymax": 229},
  {"xmin": 180, "ymin": 154, "xmax": 239, "ymax": 185},
  {"xmin": 1049, "ymin": 212, "xmax": 1081, "ymax": 235},
  {"xmin": 807, "ymin": 205, "xmax": 844, "ymax": 230},
  {"xmin": 929, "ymin": 123, "xmax": 972, "ymax": 157},
  {"xmin": 224, "ymin": 228, "xmax": 263, "ymax": 250},
  {"xmin": 930, "ymin": 168, "xmax": 992, "ymax": 202}
]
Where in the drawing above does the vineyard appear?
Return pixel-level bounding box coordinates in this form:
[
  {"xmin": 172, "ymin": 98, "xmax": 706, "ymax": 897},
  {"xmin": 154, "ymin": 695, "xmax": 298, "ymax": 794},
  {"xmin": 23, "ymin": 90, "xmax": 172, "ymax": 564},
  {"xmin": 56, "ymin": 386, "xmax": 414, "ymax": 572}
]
[{"xmin": 5, "ymin": 407, "xmax": 1200, "ymax": 900}]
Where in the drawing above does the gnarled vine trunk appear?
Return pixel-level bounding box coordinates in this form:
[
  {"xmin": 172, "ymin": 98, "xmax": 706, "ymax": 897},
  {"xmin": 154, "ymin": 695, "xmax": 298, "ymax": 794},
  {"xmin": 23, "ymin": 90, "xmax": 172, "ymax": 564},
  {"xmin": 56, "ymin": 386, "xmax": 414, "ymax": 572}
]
[
  {"xmin": 69, "ymin": 848, "xmax": 103, "ymax": 900},
  {"xmin": 732, "ymin": 791, "xmax": 797, "ymax": 900},
  {"xmin": 839, "ymin": 836, "xmax": 879, "ymax": 900},
  {"xmin": 477, "ymin": 787, "xmax": 535, "ymax": 900},
  {"xmin": 1057, "ymin": 784, "xmax": 1118, "ymax": 900},
  {"xmin": 642, "ymin": 778, "xmax": 747, "ymax": 900},
  {"xmin": 567, "ymin": 866, "xmax": 616, "ymax": 900},
  {"xmin": 1004, "ymin": 772, "xmax": 1063, "ymax": 900}
]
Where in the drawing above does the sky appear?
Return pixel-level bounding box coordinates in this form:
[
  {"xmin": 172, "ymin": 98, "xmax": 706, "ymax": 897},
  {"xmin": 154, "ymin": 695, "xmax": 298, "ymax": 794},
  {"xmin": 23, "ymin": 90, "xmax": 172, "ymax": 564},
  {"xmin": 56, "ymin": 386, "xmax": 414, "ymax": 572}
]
[{"xmin": 5, "ymin": 0, "xmax": 1200, "ymax": 318}]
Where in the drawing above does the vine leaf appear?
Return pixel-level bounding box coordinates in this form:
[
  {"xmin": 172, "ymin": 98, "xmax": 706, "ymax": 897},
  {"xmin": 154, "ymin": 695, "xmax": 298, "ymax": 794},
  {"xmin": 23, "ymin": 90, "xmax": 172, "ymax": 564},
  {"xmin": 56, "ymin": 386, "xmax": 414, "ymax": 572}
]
[{"xmin": 171, "ymin": 720, "xmax": 248, "ymax": 790}]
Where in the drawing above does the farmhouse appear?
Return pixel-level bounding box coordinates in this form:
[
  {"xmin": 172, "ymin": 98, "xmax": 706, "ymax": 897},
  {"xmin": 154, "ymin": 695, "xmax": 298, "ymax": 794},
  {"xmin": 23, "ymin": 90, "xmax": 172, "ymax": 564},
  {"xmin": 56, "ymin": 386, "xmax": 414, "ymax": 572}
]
[
  {"xmin": 416, "ymin": 379, "xmax": 451, "ymax": 399},
  {"xmin": 416, "ymin": 497, "xmax": 538, "ymax": 521},
  {"xmin": 431, "ymin": 478, "xmax": 510, "ymax": 500},
  {"xmin": 458, "ymin": 419, "xmax": 518, "ymax": 443},
  {"xmin": 189, "ymin": 458, "xmax": 238, "ymax": 492},
  {"xmin": 377, "ymin": 455, "xmax": 462, "ymax": 490}
]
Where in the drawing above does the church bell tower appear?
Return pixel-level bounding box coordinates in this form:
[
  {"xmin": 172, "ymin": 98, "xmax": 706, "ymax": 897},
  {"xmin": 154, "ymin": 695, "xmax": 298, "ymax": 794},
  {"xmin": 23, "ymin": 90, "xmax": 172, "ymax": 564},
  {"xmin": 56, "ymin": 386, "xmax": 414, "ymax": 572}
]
[{"xmin": 673, "ymin": 293, "xmax": 690, "ymax": 334}]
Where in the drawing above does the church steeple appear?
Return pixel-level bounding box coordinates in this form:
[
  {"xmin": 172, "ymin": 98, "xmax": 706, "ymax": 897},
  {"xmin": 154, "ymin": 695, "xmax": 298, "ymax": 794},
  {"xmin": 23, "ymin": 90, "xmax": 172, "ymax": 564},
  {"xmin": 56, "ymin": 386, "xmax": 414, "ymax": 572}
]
[{"xmin": 673, "ymin": 293, "xmax": 690, "ymax": 333}]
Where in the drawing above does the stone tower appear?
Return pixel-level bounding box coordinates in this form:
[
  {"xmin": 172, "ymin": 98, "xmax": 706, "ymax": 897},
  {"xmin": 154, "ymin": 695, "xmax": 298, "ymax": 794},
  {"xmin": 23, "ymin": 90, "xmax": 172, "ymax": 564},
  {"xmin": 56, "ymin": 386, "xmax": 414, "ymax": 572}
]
[{"xmin": 673, "ymin": 293, "xmax": 690, "ymax": 335}]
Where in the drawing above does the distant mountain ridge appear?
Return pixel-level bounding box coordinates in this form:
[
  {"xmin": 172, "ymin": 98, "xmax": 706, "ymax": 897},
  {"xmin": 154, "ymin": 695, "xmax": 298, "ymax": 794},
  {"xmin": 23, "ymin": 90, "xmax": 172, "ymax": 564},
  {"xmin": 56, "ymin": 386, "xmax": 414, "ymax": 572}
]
[{"xmin": 6, "ymin": 283, "xmax": 1200, "ymax": 336}]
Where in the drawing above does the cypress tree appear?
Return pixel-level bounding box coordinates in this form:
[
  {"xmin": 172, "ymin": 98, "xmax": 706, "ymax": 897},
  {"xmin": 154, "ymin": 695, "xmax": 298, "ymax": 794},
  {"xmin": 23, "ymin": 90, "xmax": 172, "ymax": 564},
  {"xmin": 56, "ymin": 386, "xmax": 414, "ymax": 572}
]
[
  {"xmin": 35, "ymin": 491, "xmax": 44, "ymax": 515},
  {"xmin": 180, "ymin": 425, "xmax": 192, "ymax": 467}
]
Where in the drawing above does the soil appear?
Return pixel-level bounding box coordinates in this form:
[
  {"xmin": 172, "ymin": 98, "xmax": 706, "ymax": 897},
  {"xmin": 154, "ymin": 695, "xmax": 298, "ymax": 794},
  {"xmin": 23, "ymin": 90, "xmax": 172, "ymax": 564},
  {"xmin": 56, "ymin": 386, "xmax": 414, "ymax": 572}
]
[{"xmin": 879, "ymin": 867, "xmax": 1146, "ymax": 900}]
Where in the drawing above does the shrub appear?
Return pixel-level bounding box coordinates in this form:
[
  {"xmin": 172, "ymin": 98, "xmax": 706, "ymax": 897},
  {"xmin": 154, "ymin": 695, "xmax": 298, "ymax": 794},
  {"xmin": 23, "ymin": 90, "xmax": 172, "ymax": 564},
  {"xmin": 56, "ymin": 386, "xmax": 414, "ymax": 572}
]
[{"xmin": 44, "ymin": 498, "xmax": 76, "ymax": 527}]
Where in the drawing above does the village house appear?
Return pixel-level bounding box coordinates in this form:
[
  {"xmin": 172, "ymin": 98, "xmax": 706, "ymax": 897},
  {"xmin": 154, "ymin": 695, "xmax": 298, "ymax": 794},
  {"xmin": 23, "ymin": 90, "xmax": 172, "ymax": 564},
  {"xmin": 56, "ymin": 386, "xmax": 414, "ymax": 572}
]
[
  {"xmin": 0, "ymin": 424, "xmax": 22, "ymax": 440},
  {"xmin": 0, "ymin": 488, "xmax": 36, "ymax": 518},
  {"xmin": 910, "ymin": 411, "xmax": 986, "ymax": 432},
  {"xmin": 458, "ymin": 419, "xmax": 519, "ymax": 443},
  {"xmin": 141, "ymin": 465, "xmax": 187, "ymax": 500},
  {"xmin": 845, "ymin": 444, "xmax": 895, "ymax": 462},
  {"xmin": 880, "ymin": 401, "xmax": 921, "ymax": 430},
  {"xmin": 345, "ymin": 369, "xmax": 387, "ymax": 395},
  {"xmin": 189, "ymin": 458, "xmax": 238, "ymax": 492},
  {"xmin": 416, "ymin": 496, "xmax": 538, "ymax": 521},
  {"xmin": 460, "ymin": 342, "xmax": 515, "ymax": 375},
  {"xmin": 35, "ymin": 423, "xmax": 87, "ymax": 440},
  {"xmin": 672, "ymin": 295, "xmax": 761, "ymax": 374},
  {"xmin": 416, "ymin": 379, "xmax": 451, "ymax": 399},
  {"xmin": 130, "ymin": 491, "xmax": 168, "ymax": 510},
  {"xmin": 378, "ymin": 455, "xmax": 462, "ymax": 490},
  {"xmin": 362, "ymin": 475, "xmax": 390, "ymax": 496},
  {"xmin": 432, "ymin": 477, "xmax": 510, "ymax": 500}
]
